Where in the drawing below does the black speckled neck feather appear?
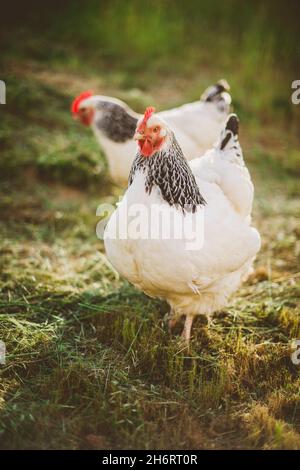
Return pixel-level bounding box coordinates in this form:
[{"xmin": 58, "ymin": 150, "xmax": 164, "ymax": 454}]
[{"xmin": 129, "ymin": 132, "xmax": 206, "ymax": 213}]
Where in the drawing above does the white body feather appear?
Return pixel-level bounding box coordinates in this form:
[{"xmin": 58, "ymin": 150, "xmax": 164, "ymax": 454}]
[{"xmin": 104, "ymin": 129, "xmax": 260, "ymax": 319}]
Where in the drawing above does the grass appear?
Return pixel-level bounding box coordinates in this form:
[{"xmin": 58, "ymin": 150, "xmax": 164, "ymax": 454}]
[{"xmin": 0, "ymin": 0, "xmax": 300, "ymax": 450}]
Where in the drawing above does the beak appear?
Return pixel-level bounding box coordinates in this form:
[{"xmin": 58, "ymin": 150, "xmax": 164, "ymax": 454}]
[{"xmin": 134, "ymin": 132, "xmax": 144, "ymax": 141}]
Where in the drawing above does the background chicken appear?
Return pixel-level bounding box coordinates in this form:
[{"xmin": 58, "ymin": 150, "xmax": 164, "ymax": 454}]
[
  {"xmin": 72, "ymin": 80, "xmax": 231, "ymax": 185},
  {"xmin": 104, "ymin": 108, "xmax": 261, "ymax": 346}
]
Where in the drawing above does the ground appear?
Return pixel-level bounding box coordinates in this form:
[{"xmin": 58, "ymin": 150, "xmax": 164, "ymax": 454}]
[{"xmin": 0, "ymin": 2, "xmax": 300, "ymax": 449}]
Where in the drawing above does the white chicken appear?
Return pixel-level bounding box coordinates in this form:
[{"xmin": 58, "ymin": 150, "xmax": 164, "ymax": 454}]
[
  {"xmin": 104, "ymin": 107, "xmax": 261, "ymax": 346},
  {"xmin": 72, "ymin": 80, "xmax": 231, "ymax": 185}
]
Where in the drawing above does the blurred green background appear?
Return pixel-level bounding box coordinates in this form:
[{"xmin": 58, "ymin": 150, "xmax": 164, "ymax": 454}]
[
  {"xmin": 0, "ymin": 0, "xmax": 300, "ymax": 450},
  {"xmin": 1, "ymin": 0, "xmax": 299, "ymax": 184}
]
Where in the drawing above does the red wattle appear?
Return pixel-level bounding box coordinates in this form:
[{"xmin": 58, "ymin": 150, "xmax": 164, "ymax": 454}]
[{"xmin": 141, "ymin": 139, "xmax": 154, "ymax": 157}]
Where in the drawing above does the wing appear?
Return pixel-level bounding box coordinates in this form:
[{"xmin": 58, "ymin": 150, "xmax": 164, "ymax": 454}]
[{"xmin": 190, "ymin": 114, "xmax": 254, "ymax": 219}]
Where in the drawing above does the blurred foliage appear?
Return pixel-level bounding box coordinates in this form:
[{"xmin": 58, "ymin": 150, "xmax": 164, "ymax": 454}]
[
  {"xmin": 0, "ymin": 0, "xmax": 300, "ymax": 450},
  {"xmin": 2, "ymin": 1, "xmax": 300, "ymax": 67},
  {"xmin": 1, "ymin": 0, "xmax": 300, "ymax": 83},
  {"xmin": 1, "ymin": 0, "xmax": 299, "ymax": 184}
]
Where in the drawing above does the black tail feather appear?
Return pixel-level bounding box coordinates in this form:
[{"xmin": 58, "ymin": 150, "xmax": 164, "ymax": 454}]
[
  {"xmin": 201, "ymin": 79, "xmax": 230, "ymax": 103},
  {"xmin": 225, "ymin": 114, "xmax": 239, "ymax": 135},
  {"xmin": 219, "ymin": 114, "xmax": 240, "ymax": 152}
]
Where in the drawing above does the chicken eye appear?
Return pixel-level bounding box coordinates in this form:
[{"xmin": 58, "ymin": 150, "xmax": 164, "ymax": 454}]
[{"xmin": 153, "ymin": 126, "xmax": 160, "ymax": 133}]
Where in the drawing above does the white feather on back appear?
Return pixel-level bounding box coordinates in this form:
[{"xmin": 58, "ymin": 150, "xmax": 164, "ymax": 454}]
[{"xmin": 104, "ymin": 135, "xmax": 260, "ymax": 317}]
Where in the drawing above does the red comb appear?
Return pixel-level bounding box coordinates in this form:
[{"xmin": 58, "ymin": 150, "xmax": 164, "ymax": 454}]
[
  {"xmin": 71, "ymin": 90, "xmax": 93, "ymax": 114},
  {"xmin": 139, "ymin": 106, "xmax": 156, "ymax": 128},
  {"xmin": 137, "ymin": 106, "xmax": 156, "ymax": 131},
  {"xmin": 143, "ymin": 106, "xmax": 155, "ymax": 121}
]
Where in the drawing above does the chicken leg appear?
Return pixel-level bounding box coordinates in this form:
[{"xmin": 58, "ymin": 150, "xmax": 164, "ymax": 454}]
[
  {"xmin": 181, "ymin": 315, "xmax": 194, "ymax": 348},
  {"xmin": 168, "ymin": 308, "xmax": 179, "ymax": 332}
]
